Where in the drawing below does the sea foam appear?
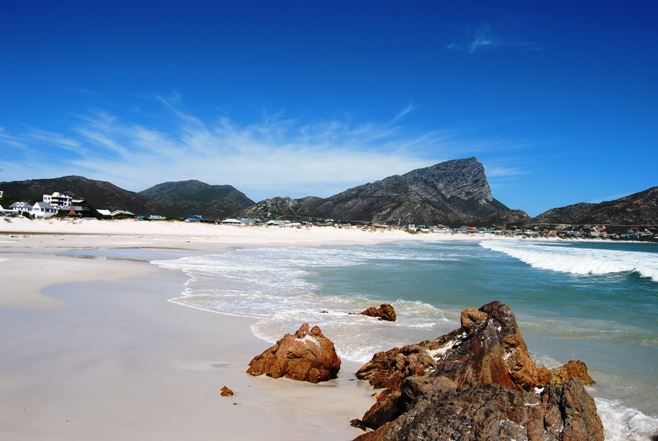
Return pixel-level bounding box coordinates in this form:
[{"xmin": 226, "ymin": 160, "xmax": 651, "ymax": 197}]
[
  {"xmin": 480, "ymin": 240, "xmax": 658, "ymax": 282},
  {"xmin": 152, "ymin": 246, "xmax": 452, "ymax": 363}
]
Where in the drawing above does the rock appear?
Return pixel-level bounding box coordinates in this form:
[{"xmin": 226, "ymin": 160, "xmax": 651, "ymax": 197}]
[
  {"xmin": 353, "ymin": 301, "xmax": 602, "ymax": 440},
  {"xmin": 551, "ymin": 359, "xmax": 595, "ymax": 385},
  {"xmin": 355, "ymin": 379, "xmax": 603, "ymax": 441},
  {"xmin": 460, "ymin": 307, "xmax": 488, "ymax": 332},
  {"xmin": 219, "ymin": 386, "xmax": 234, "ymax": 397},
  {"xmin": 431, "ymin": 301, "xmax": 552, "ymax": 390},
  {"xmin": 355, "ymin": 334, "xmax": 458, "ymax": 390},
  {"xmin": 360, "ymin": 304, "xmax": 397, "ymax": 322},
  {"xmin": 246, "ymin": 323, "xmax": 341, "ymax": 383}
]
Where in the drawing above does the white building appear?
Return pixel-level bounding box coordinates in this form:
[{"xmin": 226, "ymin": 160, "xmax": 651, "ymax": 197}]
[
  {"xmin": 9, "ymin": 202, "xmax": 31, "ymax": 214},
  {"xmin": 43, "ymin": 192, "xmax": 73, "ymax": 210},
  {"xmin": 31, "ymin": 202, "xmax": 58, "ymax": 218}
]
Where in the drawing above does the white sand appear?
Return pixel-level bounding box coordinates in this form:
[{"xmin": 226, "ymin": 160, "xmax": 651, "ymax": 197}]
[{"xmin": 0, "ymin": 219, "xmax": 409, "ymax": 440}]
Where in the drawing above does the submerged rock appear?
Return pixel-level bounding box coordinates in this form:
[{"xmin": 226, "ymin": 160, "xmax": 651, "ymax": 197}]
[
  {"xmin": 360, "ymin": 304, "xmax": 397, "ymax": 322},
  {"xmin": 352, "ymin": 301, "xmax": 603, "ymax": 440},
  {"xmin": 246, "ymin": 323, "xmax": 341, "ymax": 383}
]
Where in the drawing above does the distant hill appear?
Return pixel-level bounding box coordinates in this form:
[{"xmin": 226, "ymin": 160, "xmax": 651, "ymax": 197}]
[
  {"xmin": 241, "ymin": 158, "xmax": 528, "ymax": 226},
  {"xmin": 533, "ymin": 186, "xmax": 658, "ymax": 225},
  {"xmin": 0, "ymin": 176, "xmax": 162, "ymax": 215},
  {"xmin": 140, "ymin": 180, "xmax": 254, "ymax": 219},
  {"xmin": 240, "ymin": 196, "xmax": 310, "ymax": 221}
]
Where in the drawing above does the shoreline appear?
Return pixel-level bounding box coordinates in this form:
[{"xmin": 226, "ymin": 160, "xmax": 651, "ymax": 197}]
[
  {"xmin": 0, "ymin": 252, "xmax": 375, "ymax": 441},
  {"xmin": 2, "ymin": 224, "xmax": 657, "ymax": 440}
]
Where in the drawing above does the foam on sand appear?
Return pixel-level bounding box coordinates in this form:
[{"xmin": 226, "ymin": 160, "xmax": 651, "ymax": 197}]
[
  {"xmin": 480, "ymin": 240, "xmax": 658, "ymax": 282},
  {"xmin": 152, "ymin": 246, "xmax": 453, "ymax": 362}
]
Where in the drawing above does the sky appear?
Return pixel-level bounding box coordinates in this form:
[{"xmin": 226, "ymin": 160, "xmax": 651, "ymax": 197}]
[{"xmin": 0, "ymin": 0, "xmax": 656, "ymax": 215}]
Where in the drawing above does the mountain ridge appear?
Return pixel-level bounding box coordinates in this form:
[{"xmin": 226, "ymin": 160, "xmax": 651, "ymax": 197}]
[
  {"xmin": 533, "ymin": 186, "xmax": 658, "ymax": 225},
  {"xmin": 242, "ymin": 157, "xmax": 529, "ymax": 226},
  {"xmin": 139, "ymin": 180, "xmax": 254, "ymax": 219}
]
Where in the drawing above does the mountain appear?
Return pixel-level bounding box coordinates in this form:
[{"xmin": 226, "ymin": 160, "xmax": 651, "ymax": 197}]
[
  {"xmin": 139, "ymin": 180, "xmax": 254, "ymax": 219},
  {"xmin": 533, "ymin": 186, "xmax": 658, "ymax": 225},
  {"xmin": 242, "ymin": 158, "xmax": 528, "ymax": 226},
  {"xmin": 240, "ymin": 196, "xmax": 310, "ymax": 220},
  {"xmin": 0, "ymin": 176, "xmax": 162, "ymax": 215}
]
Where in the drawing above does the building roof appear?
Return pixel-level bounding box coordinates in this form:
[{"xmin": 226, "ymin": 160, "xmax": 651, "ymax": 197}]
[{"xmin": 33, "ymin": 202, "xmax": 56, "ymax": 209}]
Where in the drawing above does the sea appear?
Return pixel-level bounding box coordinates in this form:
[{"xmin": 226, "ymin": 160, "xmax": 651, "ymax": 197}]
[{"xmin": 152, "ymin": 239, "xmax": 658, "ymax": 440}]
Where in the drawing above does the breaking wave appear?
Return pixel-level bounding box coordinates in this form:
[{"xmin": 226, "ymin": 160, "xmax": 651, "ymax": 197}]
[
  {"xmin": 480, "ymin": 240, "xmax": 658, "ymax": 282},
  {"xmin": 152, "ymin": 246, "xmax": 454, "ymax": 362}
]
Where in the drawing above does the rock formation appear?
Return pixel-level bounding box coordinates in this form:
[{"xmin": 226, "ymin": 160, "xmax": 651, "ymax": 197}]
[
  {"xmin": 304, "ymin": 158, "xmax": 529, "ymax": 226},
  {"xmin": 246, "ymin": 323, "xmax": 341, "ymax": 383},
  {"xmin": 219, "ymin": 386, "xmax": 234, "ymax": 397},
  {"xmin": 352, "ymin": 301, "xmax": 603, "ymax": 440},
  {"xmin": 359, "ymin": 304, "xmax": 397, "ymax": 321}
]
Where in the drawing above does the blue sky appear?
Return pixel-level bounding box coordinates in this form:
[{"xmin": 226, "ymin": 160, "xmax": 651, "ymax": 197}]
[{"xmin": 0, "ymin": 1, "xmax": 656, "ymax": 215}]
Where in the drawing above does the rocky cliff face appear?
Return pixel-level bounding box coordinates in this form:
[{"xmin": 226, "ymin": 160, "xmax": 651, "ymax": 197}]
[
  {"xmin": 534, "ymin": 186, "xmax": 658, "ymax": 225},
  {"xmin": 140, "ymin": 180, "xmax": 253, "ymax": 219},
  {"xmin": 241, "ymin": 158, "xmax": 528, "ymax": 226},
  {"xmin": 308, "ymin": 158, "xmax": 526, "ymax": 226}
]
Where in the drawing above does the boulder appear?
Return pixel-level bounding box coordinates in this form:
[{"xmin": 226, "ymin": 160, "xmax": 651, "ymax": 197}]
[
  {"xmin": 360, "ymin": 304, "xmax": 397, "ymax": 321},
  {"xmin": 219, "ymin": 386, "xmax": 234, "ymax": 397},
  {"xmin": 246, "ymin": 323, "xmax": 341, "ymax": 383},
  {"xmin": 352, "ymin": 301, "xmax": 602, "ymax": 440}
]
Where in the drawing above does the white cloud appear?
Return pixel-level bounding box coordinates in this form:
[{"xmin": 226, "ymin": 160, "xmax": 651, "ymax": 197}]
[
  {"xmin": 447, "ymin": 24, "xmax": 540, "ymax": 54},
  {"xmin": 1, "ymin": 102, "xmax": 531, "ymax": 201},
  {"xmin": 1, "ymin": 106, "xmax": 449, "ymax": 200}
]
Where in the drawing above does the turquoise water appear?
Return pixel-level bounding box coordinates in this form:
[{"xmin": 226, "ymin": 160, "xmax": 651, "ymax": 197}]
[{"xmin": 153, "ymin": 239, "xmax": 658, "ymax": 440}]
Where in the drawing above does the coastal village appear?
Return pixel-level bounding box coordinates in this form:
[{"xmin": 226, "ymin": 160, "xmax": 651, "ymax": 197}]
[{"xmin": 1, "ymin": 189, "xmax": 656, "ymax": 242}]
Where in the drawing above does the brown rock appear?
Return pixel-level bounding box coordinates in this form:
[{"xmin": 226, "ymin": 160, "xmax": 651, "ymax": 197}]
[
  {"xmin": 551, "ymin": 359, "xmax": 595, "ymax": 385},
  {"xmin": 219, "ymin": 386, "xmax": 234, "ymax": 397},
  {"xmin": 356, "ymin": 379, "xmax": 603, "ymax": 441},
  {"xmin": 360, "ymin": 304, "xmax": 397, "ymax": 321},
  {"xmin": 352, "ymin": 301, "xmax": 602, "ymax": 438},
  {"xmin": 460, "ymin": 307, "xmax": 488, "ymax": 332},
  {"xmin": 246, "ymin": 323, "xmax": 341, "ymax": 383}
]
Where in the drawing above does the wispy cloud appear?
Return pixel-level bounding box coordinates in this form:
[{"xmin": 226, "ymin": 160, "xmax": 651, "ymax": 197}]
[
  {"xmin": 447, "ymin": 24, "xmax": 540, "ymax": 54},
  {"xmin": 0, "ymin": 128, "xmax": 27, "ymax": 149},
  {"xmin": 0, "ymin": 100, "xmax": 531, "ymax": 200},
  {"xmin": 391, "ymin": 103, "xmax": 416, "ymax": 122}
]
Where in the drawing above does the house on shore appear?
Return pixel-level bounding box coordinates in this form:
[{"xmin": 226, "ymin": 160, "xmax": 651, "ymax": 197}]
[
  {"xmin": 42, "ymin": 192, "xmax": 73, "ymax": 210},
  {"xmin": 9, "ymin": 202, "xmax": 31, "ymax": 215},
  {"xmin": 31, "ymin": 202, "xmax": 58, "ymax": 218}
]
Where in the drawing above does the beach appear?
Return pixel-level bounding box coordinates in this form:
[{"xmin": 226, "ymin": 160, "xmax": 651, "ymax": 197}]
[
  {"xmin": 1, "ymin": 218, "xmax": 657, "ymax": 441},
  {"xmin": 0, "ymin": 219, "xmax": 418, "ymax": 441}
]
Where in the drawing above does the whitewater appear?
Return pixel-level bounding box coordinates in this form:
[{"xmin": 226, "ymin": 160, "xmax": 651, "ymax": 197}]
[{"xmin": 152, "ymin": 239, "xmax": 658, "ymax": 440}]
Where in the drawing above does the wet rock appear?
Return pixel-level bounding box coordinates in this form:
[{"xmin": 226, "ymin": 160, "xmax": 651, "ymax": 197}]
[
  {"xmin": 219, "ymin": 386, "xmax": 234, "ymax": 397},
  {"xmin": 246, "ymin": 323, "xmax": 341, "ymax": 383},
  {"xmin": 360, "ymin": 304, "xmax": 397, "ymax": 322}
]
